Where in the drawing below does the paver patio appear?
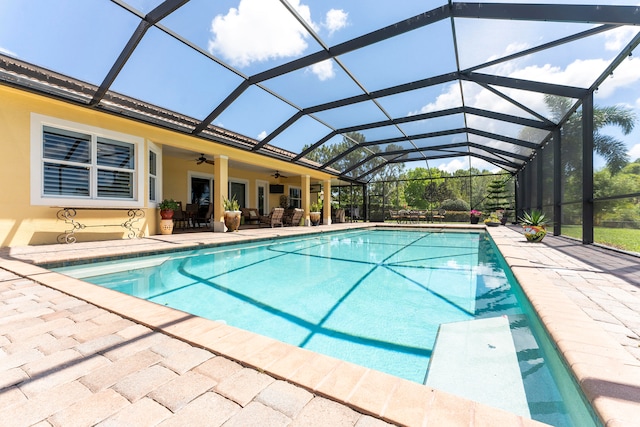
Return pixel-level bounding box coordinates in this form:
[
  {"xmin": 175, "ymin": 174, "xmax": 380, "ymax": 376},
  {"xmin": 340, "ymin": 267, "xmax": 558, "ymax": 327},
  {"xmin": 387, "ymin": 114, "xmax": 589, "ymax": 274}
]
[{"xmin": 1, "ymin": 223, "xmax": 639, "ymax": 426}]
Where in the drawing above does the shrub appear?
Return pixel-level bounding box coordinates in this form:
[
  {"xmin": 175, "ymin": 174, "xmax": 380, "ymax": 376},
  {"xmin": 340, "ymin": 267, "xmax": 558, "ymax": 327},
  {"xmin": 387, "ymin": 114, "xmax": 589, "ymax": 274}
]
[{"xmin": 440, "ymin": 199, "xmax": 470, "ymax": 212}]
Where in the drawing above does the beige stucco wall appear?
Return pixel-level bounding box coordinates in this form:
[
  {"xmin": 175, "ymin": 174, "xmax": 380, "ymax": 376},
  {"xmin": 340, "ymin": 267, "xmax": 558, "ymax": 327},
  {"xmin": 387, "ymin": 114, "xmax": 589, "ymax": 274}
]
[{"xmin": 0, "ymin": 85, "xmax": 330, "ymax": 248}]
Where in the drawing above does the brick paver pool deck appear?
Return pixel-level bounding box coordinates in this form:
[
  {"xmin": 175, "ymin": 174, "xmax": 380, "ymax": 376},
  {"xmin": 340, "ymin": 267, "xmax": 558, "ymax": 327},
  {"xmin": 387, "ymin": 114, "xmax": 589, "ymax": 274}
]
[{"xmin": 1, "ymin": 223, "xmax": 639, "ymax": 426}]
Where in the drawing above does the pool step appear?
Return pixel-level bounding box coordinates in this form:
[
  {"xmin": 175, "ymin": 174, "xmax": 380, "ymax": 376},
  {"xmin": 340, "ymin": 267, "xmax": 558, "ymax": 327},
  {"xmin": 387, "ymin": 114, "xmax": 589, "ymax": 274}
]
[{"xmin": 425, "ymin": 316, "xmax": 531, "ymax": 418}]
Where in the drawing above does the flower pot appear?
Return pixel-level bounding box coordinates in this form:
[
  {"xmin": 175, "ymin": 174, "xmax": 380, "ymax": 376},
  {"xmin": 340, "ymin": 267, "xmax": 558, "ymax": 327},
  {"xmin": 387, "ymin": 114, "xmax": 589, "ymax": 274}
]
[
  {"xmin": 159, "ymin": 219, "xmax": 174, "ymax": 235},
  {"xmin": 160, "ymin": 209, "xmax": 174, "ymax": 220},
  {"xmin": 485, "ymin": 221, "xmax": 500, "ymax": 227},
  {"xmin": 523, "ymin": 225, "xmax": 547, "ymax": 242},
  {"xmin": 309, "ymin": 211, "xmax": 321, "ymax": 226},
  {"xmin": 224, "ymin": 211, "xmax": 242, "ymax": 232},
  {"xmin": 470, "ymin": 216, "xmax": 480, "ymax": 224}
]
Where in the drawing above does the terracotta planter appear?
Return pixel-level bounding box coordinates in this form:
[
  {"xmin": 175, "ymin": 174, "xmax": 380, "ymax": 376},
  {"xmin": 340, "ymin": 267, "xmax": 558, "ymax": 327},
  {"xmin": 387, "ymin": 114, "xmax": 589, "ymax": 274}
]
[
  {"xmin": 159, "ymin": 219, "xmax": 174, "ymax": 235},
  {"xmin": 523, "ymin": 225, "xmax": 547, "ymax": 242},
  {"xmin": 309, "ymin": 212, "xmax": 321, "ymax": 226},
  {"xmin": 160, "ymin": 209, "xmax": 174, "ymax": 220},
  {"xmin": 224, "ymin": 211, "xmax": 242, "ymax": 232}
]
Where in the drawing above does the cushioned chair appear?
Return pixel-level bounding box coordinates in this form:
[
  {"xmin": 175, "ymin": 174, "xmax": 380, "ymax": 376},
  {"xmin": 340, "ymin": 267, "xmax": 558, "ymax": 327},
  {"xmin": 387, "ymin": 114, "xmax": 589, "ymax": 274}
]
[
  {"xmin": 259, "ymin": 207, "xmax": 284, "ymax": 228},
  {"xmin": 332, "ymin": 208, "xmax": 345, "ymax": 223},
  {"xmin": 285, "ymin": 208, "xmax": 304, "ymax": 226},
  {"xmin": 241, "ymin": 208, "xmax": 260, "ymax": 225}
]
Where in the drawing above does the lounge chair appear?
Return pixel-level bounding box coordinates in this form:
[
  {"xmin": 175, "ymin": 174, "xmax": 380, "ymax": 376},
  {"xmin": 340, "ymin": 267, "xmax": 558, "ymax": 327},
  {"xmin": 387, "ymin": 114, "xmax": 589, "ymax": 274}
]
[
  {"xmin": 284, "ymin": 208, "xmax": 304, "ymax": 226},
  {"xmin": 259, "ymin": 207, "xmax": 284, "ymax": 227}
]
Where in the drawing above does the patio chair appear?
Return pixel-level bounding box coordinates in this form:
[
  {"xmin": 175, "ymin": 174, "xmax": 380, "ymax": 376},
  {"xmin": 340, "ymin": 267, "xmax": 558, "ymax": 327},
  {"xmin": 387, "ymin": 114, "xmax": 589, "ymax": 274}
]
[
  {"xmin": 285, "ymin": 208, "xmax": 304, "ymax": 226},
  {"xmin": 259, "ymin": 207, "xmax": 284, "ymax": 228},
  {"xmin": 241, "ymin": 208, "xmax": 260, "ymax": 225},
  {"xmin": 332, "ymin": 208, "xmax": 345, "ymax": 223},
  {"xmin": 192, "ymin": 203, "xmax": 213, "ymax": 228},
  {"xmin": 185, "ymin": 203, "xmax": 198, "ymax": 228},
  {"xmin": 432, "ymin": 208, "xmax": 446, "ymax": 223},
  {"xmin": 172, "ymin": 202, "xmax": 188, "ymax": 229}
]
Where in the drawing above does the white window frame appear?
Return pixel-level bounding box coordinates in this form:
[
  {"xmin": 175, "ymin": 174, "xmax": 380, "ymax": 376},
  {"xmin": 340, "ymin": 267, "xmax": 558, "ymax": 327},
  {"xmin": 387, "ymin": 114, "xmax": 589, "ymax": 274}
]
[
  {"xmin": 187, "ymin": 170, "xmax": 214, "ymax": 205},
  {"xmin": 148, "ymin": 141, "xmax": 162, "ymax": 206},
  {"xmin": 30, "ymin": 113, "xmax": 145, "ymax": 208},
  {"xmin": 256, "ymin": 179, "xmax": 269, "ymax": 214},
  {"xmin": 289, "ymin": 186, "xmax": 302, "ymax": 209}
]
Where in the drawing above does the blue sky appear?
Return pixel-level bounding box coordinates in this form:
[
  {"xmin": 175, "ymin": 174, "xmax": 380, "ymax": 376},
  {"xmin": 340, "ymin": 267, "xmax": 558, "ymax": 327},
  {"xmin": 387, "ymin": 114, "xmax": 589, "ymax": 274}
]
[{"xmin": 1, "ymin": 0, "xmax": 639, "ymax": 174}]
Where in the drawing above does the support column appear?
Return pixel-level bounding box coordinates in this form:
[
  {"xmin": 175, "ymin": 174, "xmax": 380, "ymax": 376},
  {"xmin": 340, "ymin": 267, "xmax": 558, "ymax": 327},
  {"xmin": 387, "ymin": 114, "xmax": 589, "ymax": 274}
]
[
  {"xmin": 524, "ymin": 163, "xmax": 532, "ymax": 212},
  {"xmin": 301, "ymin": 175, "xmax": 311, "ymax": 226},
  {"xmin": 582, "ymin": 93, "xmax": 594, "ymax": 244},
  {"xmin": 553, "ymin": 129, "xmax": 562, "ymax": 236},
  {"xmin": 213, "ymin": 155, "xmax": 228, "ymax": 232},
  {"xmin": 536, "ymin": 151, "xmax": 543, "ymax": 210},
  {"xmin": 323, "ymin": 179, "xmax": 332, "ymax": 225}
]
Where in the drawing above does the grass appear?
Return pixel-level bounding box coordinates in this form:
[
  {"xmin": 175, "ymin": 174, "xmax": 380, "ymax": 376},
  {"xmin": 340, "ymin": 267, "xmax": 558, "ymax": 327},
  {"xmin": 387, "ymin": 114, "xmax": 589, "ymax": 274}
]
[{"xmin": 562, "ymin": 225, "xmax": 640, "ymax": 253}]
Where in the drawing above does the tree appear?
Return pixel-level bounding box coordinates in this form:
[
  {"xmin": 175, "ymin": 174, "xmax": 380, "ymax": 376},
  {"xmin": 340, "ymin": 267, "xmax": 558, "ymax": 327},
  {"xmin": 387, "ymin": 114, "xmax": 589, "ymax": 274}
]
[
  {"xmin": 545, "ymin": 95, "xmax": 636, "ymax": 175},
  {"xmin": 484, "ymin": 179, "xmax": 510, "ymax": 211},
  {"xmin": 401, "ymin": 168, "xmax": 454, "ymax": 210},
  {"xmin": 302, "ymin": 132, "xmax": 405, "ymax": 182}
]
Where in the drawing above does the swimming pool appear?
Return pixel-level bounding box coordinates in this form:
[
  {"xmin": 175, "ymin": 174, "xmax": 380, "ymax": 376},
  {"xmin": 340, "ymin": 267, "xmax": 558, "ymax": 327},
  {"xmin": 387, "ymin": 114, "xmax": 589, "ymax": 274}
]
[{"xmin": 55, "ymin": 228, "xmax": 596, "ymax": 426}]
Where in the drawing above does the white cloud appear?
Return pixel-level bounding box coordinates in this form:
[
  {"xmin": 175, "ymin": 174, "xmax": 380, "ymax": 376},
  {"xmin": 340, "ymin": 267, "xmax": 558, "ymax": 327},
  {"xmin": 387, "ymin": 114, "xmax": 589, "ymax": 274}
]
[
  {"xmin": 629, "ymin": 143, "xmax": 640, "ymax": 161},
  {"xmin": 596, "ymin": 56, "xmax": 640, "ymax": 98},
  {"xmin": 408, "ymin": 84, "xmax": 462, "ymax": 115},
  {"xmin": 324, "ymin": 9, "xmax": 348, "ymax": 35},
  {"xmin": 208, "ymin": 0, "xmax": 315, "ymax": 68},
  {"xmin": 309, "ymin": 59, "xmax": 335, "ymax": 81},
  {"xmin": 438, "ymin": 158, "xmax": 466, "ymax": 173},
  {"xmin": 257, "ymin": 130, "xmax": 267, "ymax": 140},
  {"xmin": 436, "ymin": 157, "xmax": 500, "ymax": 174},
  {"xmin": 603, "ymin": 27, "xmax": 638, "ymax": 51}
]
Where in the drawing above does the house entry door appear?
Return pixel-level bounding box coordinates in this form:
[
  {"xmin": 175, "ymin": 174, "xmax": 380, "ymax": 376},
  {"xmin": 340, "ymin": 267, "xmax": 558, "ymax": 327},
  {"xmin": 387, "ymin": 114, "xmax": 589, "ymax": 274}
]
[{"xmin": 190, "ymin": 177, "xmax": 213, "ymax": 226}]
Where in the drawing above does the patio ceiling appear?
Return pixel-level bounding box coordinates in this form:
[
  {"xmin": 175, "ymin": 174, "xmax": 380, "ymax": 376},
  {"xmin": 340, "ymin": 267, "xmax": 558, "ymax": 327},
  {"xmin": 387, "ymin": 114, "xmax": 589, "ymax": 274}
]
[{"xmin": 1, "ymin": 1, "xmax": 639, "ymax": 183}]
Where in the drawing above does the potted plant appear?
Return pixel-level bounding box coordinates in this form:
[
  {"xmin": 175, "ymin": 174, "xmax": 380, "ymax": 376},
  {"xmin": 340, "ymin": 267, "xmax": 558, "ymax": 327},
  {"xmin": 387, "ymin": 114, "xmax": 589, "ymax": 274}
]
[
  {"xmin": 158, "ymin": 198, "xmax": 179, "ymax": 235},
  {"xmin": 484, "ymin": 212, "xmax": 501, "ymax": 227},
  {"xmin": 470, "ymin": 209, "xmax": 482, "ymax": 224},
  {"xmin": 158, "ymin": 199, "xmax": 179, "ymax": 219},
  {"xmin": 223, "ymin": 196, "xmax": 241, "ymax": 232},
  {"xmin": 519, "ymin": 210, "xmax": 549, "ymax": 242},
  {"xmin": 310, "ymin": 200, "xmax": 322, "ymax": 226}
]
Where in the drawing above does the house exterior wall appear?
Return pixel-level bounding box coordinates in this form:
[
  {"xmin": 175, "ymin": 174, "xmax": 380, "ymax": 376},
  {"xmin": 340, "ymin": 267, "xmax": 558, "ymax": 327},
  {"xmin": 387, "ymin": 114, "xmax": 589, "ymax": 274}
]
[{"xmin": 0, "ymin": 85, "xmax": 330, "ymax": 248}]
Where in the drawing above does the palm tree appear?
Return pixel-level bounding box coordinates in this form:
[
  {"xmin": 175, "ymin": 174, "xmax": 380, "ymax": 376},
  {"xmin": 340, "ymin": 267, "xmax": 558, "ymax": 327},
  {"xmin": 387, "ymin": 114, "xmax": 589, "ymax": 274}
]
[{"xmin": 545, "ymin": 95, "xmax": 635, "ymax": 175}]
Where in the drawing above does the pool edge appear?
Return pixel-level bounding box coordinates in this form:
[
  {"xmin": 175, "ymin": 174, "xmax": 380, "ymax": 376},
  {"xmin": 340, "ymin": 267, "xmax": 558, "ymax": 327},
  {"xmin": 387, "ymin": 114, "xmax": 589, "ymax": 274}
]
[{"xmin": 5, "ymin": 224, "xmax": 636, "ymax": 425}]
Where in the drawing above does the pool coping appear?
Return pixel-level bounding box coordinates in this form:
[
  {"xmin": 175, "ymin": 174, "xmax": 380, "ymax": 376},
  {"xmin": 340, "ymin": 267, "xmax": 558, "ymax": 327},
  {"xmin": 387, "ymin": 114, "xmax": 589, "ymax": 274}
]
[{"xmin": 2, "ymin": 223, "xmax": 638, "ymax": 426}]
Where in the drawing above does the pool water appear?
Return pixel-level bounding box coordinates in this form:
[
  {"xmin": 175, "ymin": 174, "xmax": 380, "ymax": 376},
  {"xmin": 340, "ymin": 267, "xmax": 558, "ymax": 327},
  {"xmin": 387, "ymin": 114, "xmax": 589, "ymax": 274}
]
[{"xmin": 55, "ymin": 229, "xmax": 597, "ymax": 426}]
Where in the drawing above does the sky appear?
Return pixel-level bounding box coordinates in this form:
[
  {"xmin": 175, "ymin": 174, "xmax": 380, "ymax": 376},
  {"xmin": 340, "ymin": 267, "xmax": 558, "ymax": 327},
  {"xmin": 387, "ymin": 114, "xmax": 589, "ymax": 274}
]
[{"xmin": 1, "ymin": 0, "xmax": 639, "ymax": 175}]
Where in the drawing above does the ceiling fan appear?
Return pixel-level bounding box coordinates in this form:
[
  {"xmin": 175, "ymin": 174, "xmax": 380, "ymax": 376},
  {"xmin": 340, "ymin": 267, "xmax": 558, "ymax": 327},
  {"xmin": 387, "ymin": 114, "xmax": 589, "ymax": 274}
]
[
  {"xmin": 196, "ymin": 154, "xmax": 215, "ymax": 165},
  {"xmin": 272, "ymin": 171, "xmax": 288, "ymax": 179}
]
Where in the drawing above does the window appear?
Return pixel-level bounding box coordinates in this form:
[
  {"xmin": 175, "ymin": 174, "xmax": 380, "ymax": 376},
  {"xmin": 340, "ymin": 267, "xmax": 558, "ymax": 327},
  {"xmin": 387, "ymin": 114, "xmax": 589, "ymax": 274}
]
[
  {"xmin": 31, "ymin": 114, "xmax": 144, "ymax": 207},
  {"xmin": 148, "ymin": 142, "xmax": 161, "ymax": 204},
  {"xmin": 289, "ymin": 187, "xmax": 301, "ymax": 208}
]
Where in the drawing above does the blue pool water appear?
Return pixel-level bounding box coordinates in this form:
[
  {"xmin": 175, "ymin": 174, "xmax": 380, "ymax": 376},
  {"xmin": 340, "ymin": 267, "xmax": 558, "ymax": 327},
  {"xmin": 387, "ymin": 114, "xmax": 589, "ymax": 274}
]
[{"xmin": 54, "ymin": 229, "xmax": 597, "ymax": 426}]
